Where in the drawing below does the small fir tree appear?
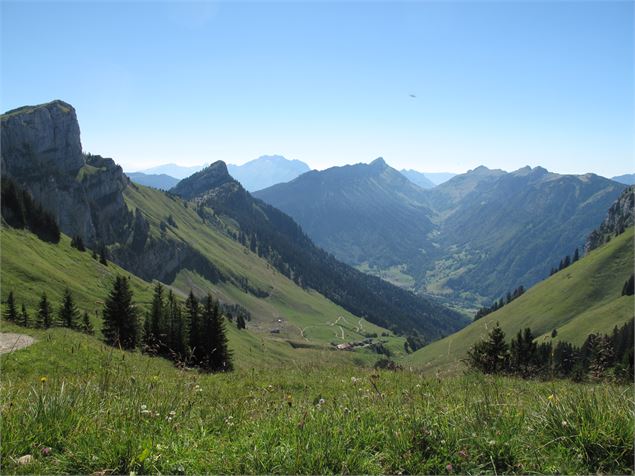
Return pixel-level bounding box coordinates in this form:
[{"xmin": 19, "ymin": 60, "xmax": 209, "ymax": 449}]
[
  {"xmin": 58, "ymin": 288, "xmax": 80, "ymax": 329},
  {"xmin": 102, "ymin": 276, "xmax": 139, "ymax": 349},
  {"xmin": 3, "ymin": 291, "xmax": 18, "ymax": 322},
  {"xmin": 37, "ymin": 292, "xmax": 53, "ymax": 328},
  {"xmin": 20, "ymin": 303, "xmax": 29, "ymax": 327},
  {"xmin": 81, "ymin": 311, "xmax": 94, "ymax": 335}
]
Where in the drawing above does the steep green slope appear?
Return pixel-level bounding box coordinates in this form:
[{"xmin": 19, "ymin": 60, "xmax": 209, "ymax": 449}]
[
  {"xmin": 0, "ymin": 225, "xmax": 406, "ymax": 367},
  {"xmin": 1, "ymin": 228, "xmax": 153, "ymax": 316},
  {"xmin": 406, "ymin": 227, "xmax": 634, "ymax": 375},
  {"xmin": 121, "ymin": 183, "xmax": 409, "ymax": 353}
]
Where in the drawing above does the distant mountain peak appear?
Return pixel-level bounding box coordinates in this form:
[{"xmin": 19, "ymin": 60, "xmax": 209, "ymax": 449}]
[
  {"xmin": 171, "ymin": 160, "xmax": 235, "ymax": 199},
  {"xmin": 226, "ymin": 155, "xmax": 310, "ymax": 192},
  {"xmin": 370, "ymin": 157, "xmax": 387, "ymax": 166}
]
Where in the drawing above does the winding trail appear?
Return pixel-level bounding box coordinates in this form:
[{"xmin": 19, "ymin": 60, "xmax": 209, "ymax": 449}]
[{"xmin": 0, "ymin": 333, "xmax": 36, "ymax": 354}]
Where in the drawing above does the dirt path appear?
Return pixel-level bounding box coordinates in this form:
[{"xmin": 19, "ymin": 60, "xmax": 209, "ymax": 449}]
[{"xmin": 0, "ymin": 333, "xmax": 36, "ymax": 354}]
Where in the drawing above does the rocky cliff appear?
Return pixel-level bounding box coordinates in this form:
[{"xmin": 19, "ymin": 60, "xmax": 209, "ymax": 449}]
[
  {"xmin": 1, "ymin": 100, "xmax": 131, "ymax": 245},
  {"xmin": 586, "ymin": 185, "xmax": 635, "ymax": 251}
]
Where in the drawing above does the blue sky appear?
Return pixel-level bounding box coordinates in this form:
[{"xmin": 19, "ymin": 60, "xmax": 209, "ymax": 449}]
[{"xmin": 2, "ymin": 1, "xmax": 633, "ymax": 176}]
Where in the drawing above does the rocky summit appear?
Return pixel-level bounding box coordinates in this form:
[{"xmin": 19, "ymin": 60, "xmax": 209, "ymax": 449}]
[{"xmin": 1, "ymin": 100, "xmax": 130, "ymax": 246}]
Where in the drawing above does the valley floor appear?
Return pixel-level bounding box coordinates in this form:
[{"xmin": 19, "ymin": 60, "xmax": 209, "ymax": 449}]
[{"xmin": 1, "ymin": 324, "xmax": 633, "ymax": 475}]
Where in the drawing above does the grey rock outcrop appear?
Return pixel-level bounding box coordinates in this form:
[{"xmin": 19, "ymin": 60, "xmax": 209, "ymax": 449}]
[
  {"xmin": 586, "ymin": 185, "xmax": 635, "ymax": 252},
  {"xmin": 1, "ymin": 100, "xmax": 131, "ymax": 246}
]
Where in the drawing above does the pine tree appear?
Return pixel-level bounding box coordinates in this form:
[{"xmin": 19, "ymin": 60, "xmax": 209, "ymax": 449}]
[
  {"xmin": 20, "ymin": 303, "xmax": 29, "ymax": 327},
  {"xmin": 143, "ymin": 282, "xmax": 165, "ymax": 353},
  {"xmin": 99, "ymin": 245, "xmax": 108, "ymax": 266},
  {"xmin": 165, "ymin": 290, "xmax": 186, "ymax": 360},
  {"xmin": 185, "ymin": 290, "xmax": 202, "ymax": 363},
  {"xmin": 622, "ymin": 274, "xmax": 634, "ymax": 296},
  {"xmin": 37, "ymin": 292, "xmax": 53, "ymax": 328},
  {"xmin": 81, "ymin": 311, "xmax": 94, "ymax": 335},
  {"xmin": 467, "ymin": 322, "xmax": 509, "ymax": 374},
  {"xmin": 236, "ymin": 313, "xmax": 246, "ymax": 330},
  {"xmin": 102, "ymin": 276, "xmax": 139, "ymax": 349},
  {"xmin": 58, "ymin": 288, "xmax": 80, "ymax": 329},
  {"xmin": 200, "ymin": 294, "xmax": 233, "ymax": 372},
  {"xmin": 3, "ymin": 291, "xmax": 18, "ymax": 322},
  {"xmin": 573, "ymin": 248, "xmax": 580, "ymax": 263}
]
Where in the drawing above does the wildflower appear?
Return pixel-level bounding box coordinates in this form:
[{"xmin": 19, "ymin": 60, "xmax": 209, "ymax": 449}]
[
  {"xmin": 318, "ymin": 398, "xmax": 325, "ymax": 405},
  {"xmin": 561, "ymin": 420, "xmax": 568, "ymax": 427},
  {"xmin": 151, "ymin": 375, "xmax": 159, "ymax": 383},
  {"xmin": 458, "ymin": 449, "xmax": 468, "ymax": 459},
  {"xmin": 41, "ymin": 447, "xmax": 52, "ymax": 457},
  {"xmin": 169, "ymin": 410, "xmax": 176, "ymax": 417},
  {"xmin": 40, "ymin": 376, "xmax": 47, "ymax": 383},
  {"xmin": 351, "ymin": 377, "xmax": 360, "ymax": 384},
  {"xmin": 141, "ymin": 404, "xmax": 147, "ymax": 410},
  {"xmin": 488, "ymin": 439, "xmax": 496, "ymax": 446},
  {"xmin": 415, "ymin": 384, "xmax": 421, "ymax": 388},
  {"xmin": 446, "ymin": 463, "xmax": 453, "ymax": 473},
  {"xmin": 286, "ymin": 394, "xmax": 293, "ymax": 407},
  {"xmin": 343, "ymin": 407, "xmax": 350, "ymax": 414}
]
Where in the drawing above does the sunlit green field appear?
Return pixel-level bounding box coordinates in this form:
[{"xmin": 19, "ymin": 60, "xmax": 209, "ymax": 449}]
[{"xmin": 1, "ymin": 323, "xmax": 632, "ymax": 475}]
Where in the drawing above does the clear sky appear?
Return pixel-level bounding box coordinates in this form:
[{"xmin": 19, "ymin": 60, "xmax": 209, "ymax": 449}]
[{"xmin": 2, "ymin": 1, "xmax": 633, "ymax": 177}]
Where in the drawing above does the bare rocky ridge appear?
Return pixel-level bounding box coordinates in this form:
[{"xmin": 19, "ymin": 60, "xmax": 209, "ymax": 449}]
[
  {"xmin": 0, "ymin": 101, "xmax": 224, "ymax": 287},
  {"xmin": 1, "ymin": 100, "xmax": 131, "ymax": 246},
  {"xmin": 586, "ymin": 185, "xmax": 635, "ymax": 251}
]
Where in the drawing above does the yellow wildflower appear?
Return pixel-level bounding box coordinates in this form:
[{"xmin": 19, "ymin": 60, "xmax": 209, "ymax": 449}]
[{"xmin": 40, "ymin": 376, "xmax": 47, "ymax": 383}]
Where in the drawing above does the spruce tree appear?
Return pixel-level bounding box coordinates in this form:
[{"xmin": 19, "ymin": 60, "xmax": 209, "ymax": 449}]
[
  {"xmin": 144, "ymin": 282, "xmax": 165, "ymax": 353},
  {"xmin": 20, "ymin": 304, "xmax": 29, "ymax": 327},
  {"xmin": 3, "ymin": 291, "xmax": 18, "ymax": 322},
  {"xmin": 467, "ymin": 322, "xmax": 509, "ymax": 374},
  {"xmin": 81, "ymin": 311, "xmax": 94, "ymax": 335},
  {"xmin": 102, "ymin": 276, "xmax": 139, "ymax": 349},
  {"xmin": 622, "ymin": 274, "xmax": 634, "ymax": 296},
  {"xmin": 185, "ymin": 290, "xmax": 202, "ymax": 363},
  {"xmin": 99, "ymin": 245, "xmax": 108, "ymax": 266},
  {"xmin": 573, "ymin": 248, "xmax": 580, "ymax": 263},
  {"xmin": 37, "ymin": 292, "xmax": 53, "ymax": 328},
  {"xmin": 166, "ymin": 290, "xmax": 186, "ymax": 360},
  {"xmin": 59, "ymin": 288, "xmax": 79, "ymax": 329},
  {"xmin": 236, "ymin": 313, "xmax": 246, "ymax": 330},
  {"xmin": 201, "ymin": 294, "xmax": 233, "ymax": 372}
]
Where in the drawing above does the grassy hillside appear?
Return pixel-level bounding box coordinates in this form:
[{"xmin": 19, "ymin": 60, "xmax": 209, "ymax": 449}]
[
  {"xmin": 407, "ymin": 227, "xmax": 635, "ymax": 375},
  {"xmin": 122, "ymin": 184, "xmax": 407, "ymax": 355},
  {"xmin": 0, "ymin": 228, "xmax": 153, "ymax": 318},
  {"xmin": 1, "ymin": 193, "xmax": 407, "ymax": 365},
  {"xmin": 1, "ymin": 322, "xmax": 632, "ymax": 475}
]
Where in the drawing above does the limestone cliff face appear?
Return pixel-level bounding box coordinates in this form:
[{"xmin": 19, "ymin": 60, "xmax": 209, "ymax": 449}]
[
  {"xmin": 1, "ymin": 100, "xmax": 131, "ymax": 245},
  {"xmin": 586, "ymin": 185, "xmax": 635, "ymax": 252}
]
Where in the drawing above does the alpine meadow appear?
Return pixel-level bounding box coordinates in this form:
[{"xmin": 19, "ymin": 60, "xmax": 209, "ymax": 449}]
[{"xmin": 1, "ymin": 2, "xmax": 634, "ymax": 475}]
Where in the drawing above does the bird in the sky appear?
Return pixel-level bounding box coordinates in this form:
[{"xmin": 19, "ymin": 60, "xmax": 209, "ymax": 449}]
[{"xmin": 409, "ymin": 94, "xmax": 416, "ymax": 98}]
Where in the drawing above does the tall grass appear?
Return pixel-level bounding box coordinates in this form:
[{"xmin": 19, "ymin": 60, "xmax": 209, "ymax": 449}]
[{"xmin": 2, "ymin": 344, "xmax": 633, "ymax": 474}]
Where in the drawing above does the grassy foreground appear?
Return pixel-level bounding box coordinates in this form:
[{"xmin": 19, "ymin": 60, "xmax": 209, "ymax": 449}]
[{"xmin": 1, "ymin": 325, "xmax": 633, "ymax": 475}]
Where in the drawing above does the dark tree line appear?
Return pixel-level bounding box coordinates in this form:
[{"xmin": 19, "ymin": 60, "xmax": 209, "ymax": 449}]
[
  {"xmin": 2, "ymin": 289, "xmax": 93, "ymax": 334},
  {"xmin": 1, "ymin": 177, "xmax": 60, "ymax": 243},
  {"xmin": 2, "ymin": 280, "xmax": 233, "ymax": 373},
  {"xmin": 468, "ymin": 320, "xmax": 634, "ymax": 382},
  {"xmin": 140, "ymin": 284, "xmax": 233, "ymax": 371},
  {"xmin": 549, "ymin": 247, "xmax": 580, "ymax": 277},
  {"xmin": 474, "ymin": 285, "xmax": 525, "ymax": 321}
]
